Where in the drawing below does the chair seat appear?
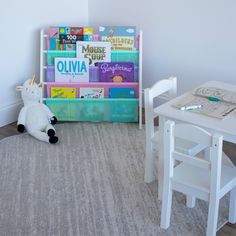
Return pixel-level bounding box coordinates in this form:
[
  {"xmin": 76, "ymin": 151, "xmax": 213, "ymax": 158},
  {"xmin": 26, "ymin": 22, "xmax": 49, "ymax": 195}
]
[
  {"xmin": 173, "ymin": 162, "xmax": 236, "ymax": 198},
  {"xmin": 151, "ymin": 130, "xmax": 205, "ymax": 155}
]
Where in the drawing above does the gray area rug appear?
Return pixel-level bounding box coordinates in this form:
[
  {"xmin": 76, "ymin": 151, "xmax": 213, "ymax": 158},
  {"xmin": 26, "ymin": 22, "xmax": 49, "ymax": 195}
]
[{"xmin": 0, "ymin": 123, "xmax": 229, "ymax": 236}]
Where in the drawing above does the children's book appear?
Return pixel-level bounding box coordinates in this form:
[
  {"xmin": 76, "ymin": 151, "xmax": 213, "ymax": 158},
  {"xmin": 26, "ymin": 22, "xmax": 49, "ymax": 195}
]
[
  {"xmin": 59, "ymin": 34, "xmax": 83, "ymax": 45},
  {"xmin": 83, "ymin": 27, "xmax": 94, "ymax": 41},
  {"xmin": 58, "ymin": 27, "xmax": 83, "ymax": 49},
  {"xmin": 98, "ymin": 62, "xmax": 134, "ymax": 82},
  {"xmin": 99, "ymin": 26, "xmax": 136, "ymax": 50},
  {"xmin": 76, "ymin": 41, "xmax": 111, "ymax": 66},
  {"xmin": 83, "ymin": 27, "xmax": 93, "ymax": 35},
  {"xmin": 49, "ymin": 38, "xmax": 60, "ymax": 50},
  {"xmin": 54, "ymin": 58, "xmax": 89, "ymax": 82},
  {"xmin": 51, "ymin": 87, "xmax": 76, "ymax": 98},
  {"xmin": 49, "ymin": 27, "xmax": 60, "ymax": 38},
  {"xmin": 80, "ymin": 88, "xmax": 104, "ymax": 98},
  {"xmin": 50, "ymin": 26, "xmax": 83, "ymax": 37},
  {"xmin": 49, "ymin": 26, "xmax": 94, "ymax": 50},
  {"xmin": 109, "ymin": 88, "xmax": 135, "ymax": 98}
]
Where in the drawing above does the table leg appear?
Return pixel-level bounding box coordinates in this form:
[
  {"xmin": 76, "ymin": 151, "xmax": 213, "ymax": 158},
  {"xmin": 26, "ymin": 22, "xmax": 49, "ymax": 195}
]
[
  {"xmin": 158, "ymin": 115, "xmax": 166, "ymax": 200},
  {"xmin": 144, "ymin": 140, "xmax": 155, "ymax": 183}
]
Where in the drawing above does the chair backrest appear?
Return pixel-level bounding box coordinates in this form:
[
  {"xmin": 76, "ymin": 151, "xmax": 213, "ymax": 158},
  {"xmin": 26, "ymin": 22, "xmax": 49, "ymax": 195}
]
[
  {"xmin": 164, "ymin": 120, "xmax": 223, "ymax": 193},
  {"xmin": 144, "ymin": 77, "xmax": 177, "ymax": 138}
]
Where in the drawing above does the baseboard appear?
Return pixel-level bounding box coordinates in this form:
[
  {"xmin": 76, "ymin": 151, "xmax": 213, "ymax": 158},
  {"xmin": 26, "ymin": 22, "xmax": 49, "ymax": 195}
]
[{"xmin": 0, "ymin": 100, "xmax": 23, "ymax": 127}]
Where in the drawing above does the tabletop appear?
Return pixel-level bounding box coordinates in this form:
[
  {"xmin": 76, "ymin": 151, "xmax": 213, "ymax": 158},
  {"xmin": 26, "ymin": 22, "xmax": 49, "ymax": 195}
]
[{"xmin": 154, "ymin": 81, "xmax": 236, "ymax": 143}]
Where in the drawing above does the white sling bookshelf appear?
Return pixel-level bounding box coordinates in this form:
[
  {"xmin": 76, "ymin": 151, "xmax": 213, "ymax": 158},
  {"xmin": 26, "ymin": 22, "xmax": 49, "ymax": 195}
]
[{"xmin": 40, "ymin": 28, "xmax": 143, "ymax": 129}]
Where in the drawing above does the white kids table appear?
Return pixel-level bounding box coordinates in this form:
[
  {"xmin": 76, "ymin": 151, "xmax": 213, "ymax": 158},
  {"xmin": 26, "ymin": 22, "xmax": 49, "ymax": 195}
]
[{"xmin": 154, "ymin": 81, "xmax": 236, "ymax": 206}]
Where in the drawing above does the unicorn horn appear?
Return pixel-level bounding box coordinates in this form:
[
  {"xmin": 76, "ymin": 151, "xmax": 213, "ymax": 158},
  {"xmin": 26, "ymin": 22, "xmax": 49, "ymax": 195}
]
[{"xmin": 30, "ymin": 74, "xmax": 36, "ymax": 85}]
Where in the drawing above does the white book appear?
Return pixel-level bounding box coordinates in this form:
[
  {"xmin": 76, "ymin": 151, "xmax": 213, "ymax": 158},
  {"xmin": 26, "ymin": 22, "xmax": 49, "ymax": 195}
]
[
  {"xmin": 80, "ymin": 88, "xmax": 104, "ymax": 99},
  {"xmin": 76, "ymin": 41, "xmax": 111, "ymax": 66},
  {"xmin": 55, "ymin": 58, "xmax": 89, "ymax": 82}
]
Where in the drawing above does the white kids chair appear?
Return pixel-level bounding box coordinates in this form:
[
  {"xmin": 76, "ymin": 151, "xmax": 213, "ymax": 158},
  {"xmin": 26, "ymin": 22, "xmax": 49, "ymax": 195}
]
[
  {"xmin": 160, "ymin": 120, "xmax": 236, "ymax": 236},
  {"xmin": 144, "ymin": 77, "xmax": 204, "ymax": 185}
]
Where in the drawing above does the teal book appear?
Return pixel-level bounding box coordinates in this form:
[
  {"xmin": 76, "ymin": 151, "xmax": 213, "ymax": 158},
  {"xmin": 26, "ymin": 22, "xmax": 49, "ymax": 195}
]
[{"xmin": 109, "ymin": 88, "xmax": 135, "ymax": 98}]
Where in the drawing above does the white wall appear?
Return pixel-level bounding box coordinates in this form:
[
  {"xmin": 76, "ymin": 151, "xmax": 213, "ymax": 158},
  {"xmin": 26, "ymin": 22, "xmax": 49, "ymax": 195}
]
[
  {"xmin": 2, "ymin": 0, "xmax": 236, "ymax": 126},
  {"xmin": 89, "ymin": 0, "xmax": 236, "ymax": 92},
  {"xmin": 0, "ymin": 0, "xmax": 88, "ymax": 127}
]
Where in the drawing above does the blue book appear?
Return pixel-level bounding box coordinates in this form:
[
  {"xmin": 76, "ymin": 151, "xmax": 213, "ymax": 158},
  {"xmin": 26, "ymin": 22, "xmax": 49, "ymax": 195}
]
[
  {"xmin": 99, "ymin": 26, "xmax": 136, "ymax": 50},
  {"xmin": 109, "ymin": 88, "xmax": 135, "ymax": 98}
]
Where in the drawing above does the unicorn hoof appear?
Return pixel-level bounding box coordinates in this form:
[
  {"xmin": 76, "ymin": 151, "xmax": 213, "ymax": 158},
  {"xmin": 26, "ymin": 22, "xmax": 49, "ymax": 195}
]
[
  {"xmin": 47, "ymin": 129, "xmax": 55, "ymax": 137},
  {"xmin": 50, "ymin": 116, "xmax": 58, "ymax": 125},
  {"xmin": 49, "ymin": 136, "xmax": 58, "ymax": 144},
  {"xmin": 17, "ymin": 124, "xmax": 25, "ymax": 133}
]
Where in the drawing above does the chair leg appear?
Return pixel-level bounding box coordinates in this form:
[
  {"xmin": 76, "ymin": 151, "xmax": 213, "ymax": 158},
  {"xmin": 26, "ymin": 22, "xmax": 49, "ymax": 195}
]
[
  {"xmin": 144, "ymin": 143, "xmax": 155, "ymax": 183},
  {"xmin": 206, "ymin": 197, "xmax": 219, "ymax": 236},
  {"xmin": 157, "ymin": 153, "xmax": 164, "ymax": 200},
  {"xmin": 160, "ymin": 183, "xmax": 173, "ymax": 229},
  {"xmin": 186, "ymin": 196, "xmax": 196, "ymax": 208},
  {"xmin": 229, "ymin": 187, "xmax": 236, "ymax": 224},
  {"xmin": 158, "ymin": 116, "xmax": 166, "ymax": 200}
]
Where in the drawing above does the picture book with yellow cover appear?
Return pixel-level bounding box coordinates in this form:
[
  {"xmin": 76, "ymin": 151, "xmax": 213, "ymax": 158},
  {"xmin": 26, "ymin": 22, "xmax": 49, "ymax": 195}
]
[{"xmin": 51, "ymin": 87, "xmax": 76, "ymax": 98}]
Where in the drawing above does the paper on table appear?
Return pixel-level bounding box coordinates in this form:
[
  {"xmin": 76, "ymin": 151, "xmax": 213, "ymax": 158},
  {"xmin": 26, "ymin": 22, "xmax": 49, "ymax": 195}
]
[
  {"xmin": 194, "ymin": 87, "xmax": 236, "ymax": 104},
  {"xmin": 173, "ymin": 94, "xmax": 236, "ymax": 119}
]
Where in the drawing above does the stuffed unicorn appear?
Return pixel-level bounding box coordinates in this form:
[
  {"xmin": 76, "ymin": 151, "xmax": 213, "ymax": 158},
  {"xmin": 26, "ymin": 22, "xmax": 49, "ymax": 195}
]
[{"xmin": 16, "ymin": 75, "xmax": 58, "ymax": 144}]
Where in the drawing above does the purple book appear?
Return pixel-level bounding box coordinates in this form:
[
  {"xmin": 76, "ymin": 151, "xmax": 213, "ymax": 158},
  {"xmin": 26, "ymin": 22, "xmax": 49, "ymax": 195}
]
[{"xmin": 98, "ymin": 62, "xmax": 134, "ymax": 82}]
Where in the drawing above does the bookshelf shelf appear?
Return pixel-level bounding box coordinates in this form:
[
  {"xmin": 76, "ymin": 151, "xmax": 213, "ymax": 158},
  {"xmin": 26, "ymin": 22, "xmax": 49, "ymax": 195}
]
[{"xmin": 40, "ymin": 28, "xmax": 143, "ymax": 128}]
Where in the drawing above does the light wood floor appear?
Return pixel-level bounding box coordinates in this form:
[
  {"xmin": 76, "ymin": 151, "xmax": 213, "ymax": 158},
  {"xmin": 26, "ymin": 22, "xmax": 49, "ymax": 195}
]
[{"xmin": 0, "ymin": 122, "xmax": 236, "ymax": 236}]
